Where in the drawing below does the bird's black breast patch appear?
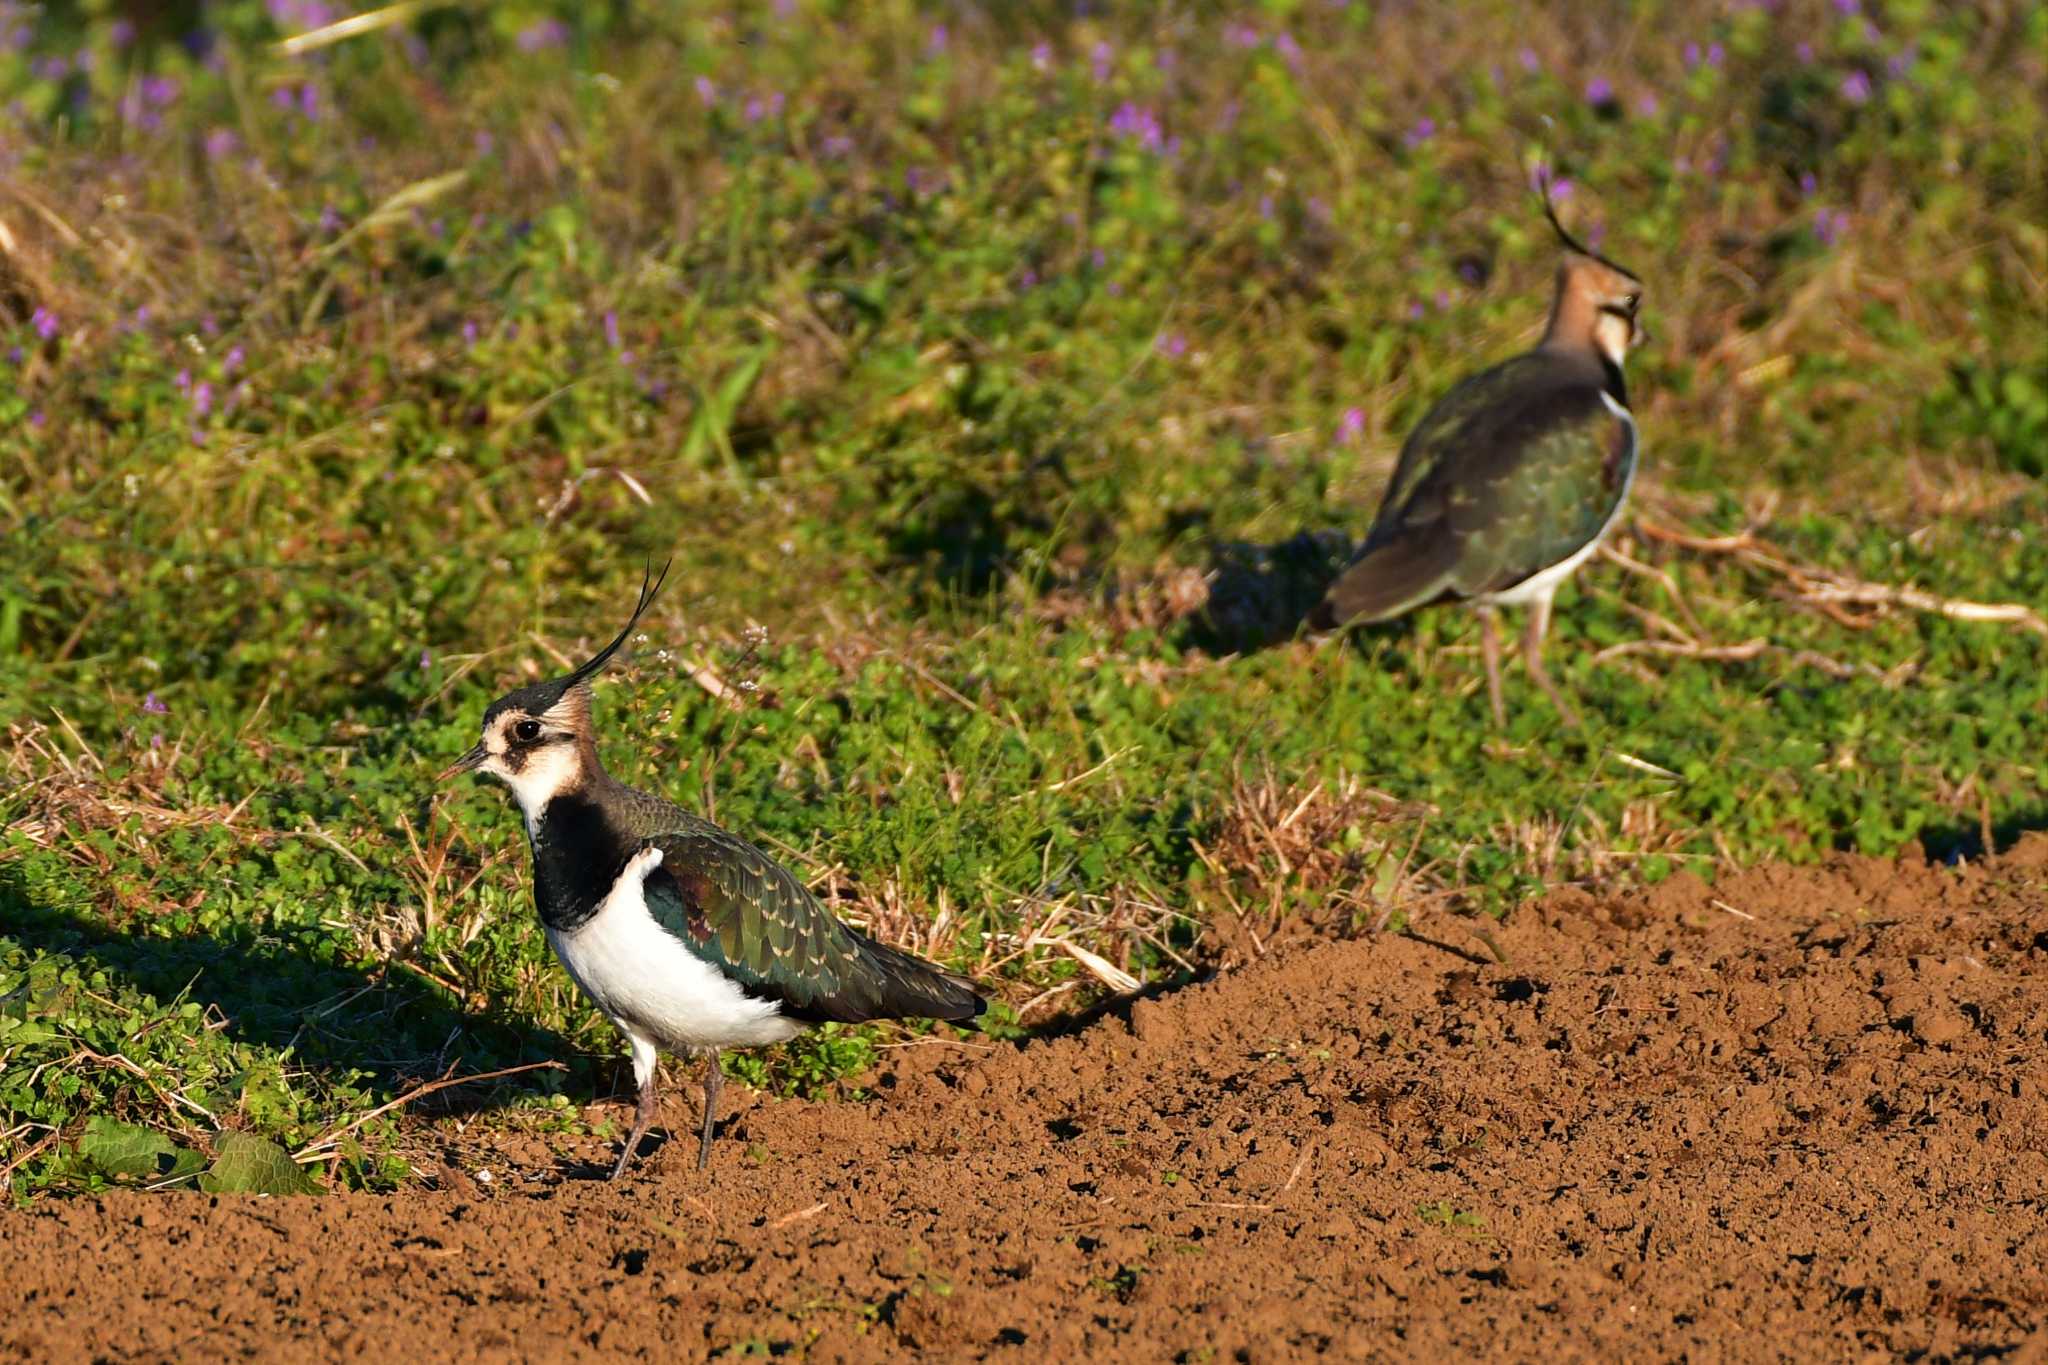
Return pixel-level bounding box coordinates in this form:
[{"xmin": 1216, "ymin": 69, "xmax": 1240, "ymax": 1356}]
[{"xmin": 529, "ymin": 790, "xmax": 636, "ymax": 932}]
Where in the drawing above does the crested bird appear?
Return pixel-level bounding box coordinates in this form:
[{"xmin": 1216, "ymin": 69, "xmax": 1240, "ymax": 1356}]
[
  {"xmin": 1311, "ymin": 196, "xmax": 1645, "ymax": 728},
  {"xmin": 440, "ymin": 565, "xmax": 986, "ymax": 1178}
]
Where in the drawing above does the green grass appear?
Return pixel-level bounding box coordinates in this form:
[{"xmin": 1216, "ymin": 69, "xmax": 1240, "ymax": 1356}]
[{"xmin": 2, "ymin": 1, "xmax": 2044, "ymax": 1197}]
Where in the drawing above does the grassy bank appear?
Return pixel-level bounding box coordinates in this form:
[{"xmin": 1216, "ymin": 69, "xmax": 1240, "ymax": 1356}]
[{"xmin": 2, "ymin": 0, "xmax": 2042, "ymax": 1196}]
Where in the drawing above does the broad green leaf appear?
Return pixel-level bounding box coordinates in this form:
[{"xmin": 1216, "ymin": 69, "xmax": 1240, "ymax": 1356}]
[
  {"xmin": 198, "ymin": 1133, "xmax": 322, "ymax": 1196},
  {"xmin": 78, "ymin": 1118, "xmax": 205, "ymax": 1183}
]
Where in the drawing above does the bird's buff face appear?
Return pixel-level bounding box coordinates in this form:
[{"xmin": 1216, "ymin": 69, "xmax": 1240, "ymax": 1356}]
[
  {"xmin": 1572, "ymin": 257, "xmax": 1645, "ymax": 367},
  {"xmin": 439, "ymin": 685, "xmax": 591, "ymax": 829}
]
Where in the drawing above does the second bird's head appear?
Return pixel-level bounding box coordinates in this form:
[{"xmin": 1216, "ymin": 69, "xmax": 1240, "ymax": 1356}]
[
  {"xmin": 1539, "ymin": 191, "xmax": 1645, "ymax": 367},
  {"xmin": 438, "ymin": 560, "xmax": 671, "ymax": 815}
]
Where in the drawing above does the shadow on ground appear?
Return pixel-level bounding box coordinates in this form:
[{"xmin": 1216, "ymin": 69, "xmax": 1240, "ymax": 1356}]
[
  {"xmin": 1179, "ymin": 528, "xmax": 1358, "ymax": 655},
  {"xmin": 0, "ymin": 860, "xmax": 589, "ymax": 1122}
]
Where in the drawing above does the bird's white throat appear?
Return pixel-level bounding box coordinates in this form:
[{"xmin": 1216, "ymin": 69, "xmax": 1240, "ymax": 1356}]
[{"xmin": 485, "ymin": 741, "xmax": 587, "ymax": 838}]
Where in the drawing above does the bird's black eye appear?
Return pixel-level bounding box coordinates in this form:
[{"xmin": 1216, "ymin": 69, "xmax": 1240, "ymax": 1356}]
[{"xmin": 512, "ymin": 719, "xmax": 543, "ymax": 743}]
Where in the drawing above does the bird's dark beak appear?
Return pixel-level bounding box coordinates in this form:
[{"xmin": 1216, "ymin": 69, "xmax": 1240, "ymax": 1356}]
[{"xmin": 437, "ymin": 744, "xmax": 486, "ymax": 783}]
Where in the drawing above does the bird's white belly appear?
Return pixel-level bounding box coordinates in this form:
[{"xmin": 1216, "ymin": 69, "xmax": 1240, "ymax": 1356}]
[
  {"xmin": 546, "ymin": 871, "xmax": 804, "ymax": 1054},
  {"xmin": 1479, "ymin": 391, "xmax": 1638, "ymax": 608}
]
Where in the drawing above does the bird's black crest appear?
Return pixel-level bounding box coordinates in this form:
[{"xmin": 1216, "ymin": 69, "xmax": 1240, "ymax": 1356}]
[
  {"xmin": 486, "ymin": 558, "xmax": 673, "ymax": 721},
  {"xmin": 1535, "ymin": 170, "xmax": 1640, "ymax": 284}
]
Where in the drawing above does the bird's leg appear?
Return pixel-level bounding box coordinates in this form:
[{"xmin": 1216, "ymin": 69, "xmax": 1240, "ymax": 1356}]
[
  {"xmin": 1475, "ymin": 604, "xmax": 1506, "ymax": 728},
  {"xmin": 1521, "ymin": 592, "xmax": 1581, "ymax": 730},
  {"xmin": 610, "ymin": 1034, "xmax": 661, "ymax": 1181},
  {"xmin": 611, "ymin": 1071, "xmax": 659, "ymax": 1182},
  {"xmin": 697, "ymin": 1050, "xmax": 723, "ymax": 1171}
]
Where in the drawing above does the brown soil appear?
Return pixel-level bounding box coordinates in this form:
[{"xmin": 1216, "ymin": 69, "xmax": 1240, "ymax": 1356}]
[{"xmin": 9, "ymin": 841, "xmax": 2048, "ymax": 1362}]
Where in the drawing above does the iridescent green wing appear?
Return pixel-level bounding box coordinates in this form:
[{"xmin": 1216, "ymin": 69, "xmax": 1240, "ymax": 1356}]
[
  {"xmin": 1436, "ymin": 381, "xmax": 1636, "ymax": 595},
  {"xmin": 640, "ymin": 826, "xmax": 982, "ymax": 1025},
  {"xmin": 1369, "ymin": 354, "xmax": 1561, "ymax": 542}
]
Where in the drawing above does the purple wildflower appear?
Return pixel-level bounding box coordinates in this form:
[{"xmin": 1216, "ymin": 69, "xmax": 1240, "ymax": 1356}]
[
  {"xmin": 110, "ymin": 18, "xmax": 136, "ymax": 46},
  {"xmin": 1831, "ymin": 0, "xmax": 1858, "ymax": 13},
  {"xmin": 1155, "ymin": 332, "xmax": 1187, "ymax": 359},
  {"xmin": 1517, "ymin": 47, "xmax": 1540, "ymax": 73},
  {"xmin": 603, "ymin": 311, "xmax": 622, "ymax": 350},
  {"xmin": 420, "ymin": 649, "xmax": 432, "ymax": 672},
  {"xmin": 1683, "ymin": 42, "xmax": 1702, "ymax": 69},
  {"xmin": 1814, "ymin": 208, "xmax": 1849, "ymax": 246},
  {"xmin": 1888, "ymin": 45, "xmax": 1917, "ymax": 79},
  {"xmin": 1273, "ymin": 31, "xmax": 1303, "ymax": 70},
  {"xmin": 1030, "ymin": 41, "xmax": 1053, "ymax": 72},
  {"xmin": 1528, "ymin": 162, "xmax": 1570, "ymax": 200},
  {"xmin": 1090, "ymin": 40, "xmax": 1114, "ymax": 83},
  {"xmin": 1338, "ymin": 407, "xmax": 1366, "ymax": 444},
  {"xmin": 223, "ymin": 346, "xmax": 244, "ymax": 374},
  {"xmin": 174, "ymin": 369, "xmax": 192, "ymax": 393},
  {"xmin": 1707, "ymin": 42, "xmax": 1725, "ymax": 68},
  {"xmin": 27, "ymin": 407, "xmax": 43, "ymax": 428},
  {"xmin": 33, "ymin": 55, "xmax": 69, "ymax": 81},
  {"xmin": 1799, "ymin": 171, "xmax": 1818, "ymax": 197},
  {"xmin": 462, "ymin": 320, "xmax": 480, "ymax": 347},
  {"xmin": 1406, "ymin": 300, "xmax": 1426, "ymax": 321},
  {"xmin": 1795, "ymin": 42, "xmax": 1815, "ymax": 64},
  {"xmin": 143, "ymin": 692, "xmax": 169, "ymax": 716},
  {"xmin": 142, "ymin": 75, "xmax": 178, "ymax": 106},
  {"xmin": 1403, "ymin": 116, "xmax": 1436, "ymax": 149},
  {"xmin": 1224, "ymin": 22, "xmax": 1260, "ymax": 49},
  {"xmin": 1434, "ymin": 289, "xmax": 1453, "ymax": 311},
  {"xmin": 926, "ymin": 24, "xmax": 947, "ymax": 56},
  {"xmin": 319, "ymin": 203, "xmax": 343, "ymax": 235},
  {"xmin": 1108, "ymin": 102, "xmax": 1164, "ymax": 151},
  {"xmin": 204, "ymin": 128, "xmax": 239, "ymax": 160},
  {"xmin": 192, "ymin": 382, "xmax": 214, "ymax": 419},
  {"xmin": 694, "ymin": 76, "xmax": 717, "ymax": 107},
  {"xmin": 31, "ymin": 307, "xmax": 58, "ymax": 340},
  {"xmin": 516, "ymin": 18, "xmax": 568, "ymax": 52},
  {"xmin": 1840, "ymin": 70, "xmax": 1872, "ymax": 102},
  {"xmin": 1636, "ymin": 93, "xmax": 1659, "ymax": 117},
  {"xmin": 1585, "ymin": 76, "xmax": 1614, "ymax": 105}
]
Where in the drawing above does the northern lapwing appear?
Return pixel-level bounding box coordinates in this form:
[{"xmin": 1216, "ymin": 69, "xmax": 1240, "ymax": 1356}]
[
  {"xmin": 440, "ymin": 565, "xmax": 986, "ymax": 1177},
  {"xmin": 1311, "ymin": 193, "xmax": 1645, "ymax": 728}
]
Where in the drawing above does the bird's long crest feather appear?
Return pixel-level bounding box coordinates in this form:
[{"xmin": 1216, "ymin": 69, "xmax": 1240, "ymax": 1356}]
[{"xmin": 559, "ymin": 557, "xmax": 672, "ymax": 692}]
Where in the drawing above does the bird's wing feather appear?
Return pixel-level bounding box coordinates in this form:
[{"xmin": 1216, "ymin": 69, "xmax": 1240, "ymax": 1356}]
[
  {"xmin": 1323, "ymin": 354, "xmax": 1633, "ymax": 621},
  {"xmin": 638, "ymin": 824, "xmax": 985, "ymax": 1025}
]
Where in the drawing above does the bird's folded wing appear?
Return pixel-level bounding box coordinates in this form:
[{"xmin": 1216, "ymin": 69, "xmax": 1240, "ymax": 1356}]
[
  {"xmin": 641, "ymin": 828, "xmax": 984, "ymax": 1025},
  {"xmin": 1325, "ymin": 374, "xmax": 1633, "ymax": 620},
  {"xmin": 1441, "ymin": 383, "xmax": 1635, "ymax": 592}
]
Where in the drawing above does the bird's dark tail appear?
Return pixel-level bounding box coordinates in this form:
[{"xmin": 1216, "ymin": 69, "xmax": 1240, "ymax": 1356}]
[
  {"xmin": 845, "ymin": 929, "xmax": 988, "ymax": 1023},
  {"xmin": 1311, "ymin": 533, "xmax": 1459, "ymax": 630}
]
